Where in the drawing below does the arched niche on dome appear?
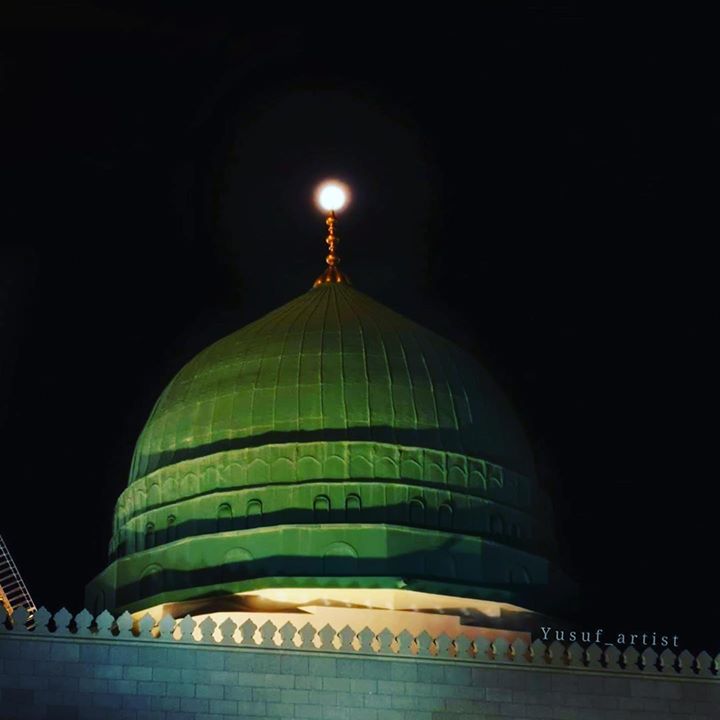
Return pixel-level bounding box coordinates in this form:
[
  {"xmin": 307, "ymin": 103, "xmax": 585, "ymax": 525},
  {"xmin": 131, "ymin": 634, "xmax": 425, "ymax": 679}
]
[
  {"xmin": 468, "ymin": 459, "xmax": 487, "ymax": 490},
  {"xmin": 488, "ymin": 466, "xmax": 503, "ymax": 488},
  {"xmin": 144, "ymin": 522, "xmax": 155, "ymax": 550},
  {"xmin": 181, "ymin": 473, "xmax": 199, "ymax": 498},
  {"xmin": 147, "ymin": 483, "xmax": 160, "ymax": 508},
  {"xmin": 221, "ymin": 547, "xmax": 254, "ymax": 583},
  {"xmin": 322, "ymin": 542, "xmax": 358, "ymax": 575},
  {"xmin": 345, "ymin": 493, "xmax": 361, "ymax": 519},
  {"xmin": 246, "ymin": 499, "xmax": 262, "ymax": 529},
  {"xmin": 349, "ymin": 449, "xmax": 372, "ymax": 478},
  {"xmin": 447, "ymin": 457, "xmax": 467, "ymax": 488},
  {"xmin": 400, "ymin": 456, "xmax": 423, "ymax": 482},
  {"xmin": 298, "ymin": 454, "xmax": 322, "ymax": 480},
  {"xmin": 271, "ymin": 457, "xmax": 294, "ymax": 483},
  {"xmin": 139, "ymin": 564, "xmax": 163, "ymax": 600},
  {"xmin": 409, "ymin": 497, "xmax": 425, "ymax": 526},
  {"xmin": 226, "ymin": 462, "xmax": 244, "ymax": 486},
  {"xmin": 313, "ymin": 495, "xmax": 330, "ymax": 522},
  {"xmin": 217, "ymin": 503, "xmax": 233, "ymax": 532},
  {"xmin": 438, "ymin": 503, "xmax": 453, "ymax": 530},
  {"xmin": 247, "ymin": 458, "xmax": 269, "ymax": 484},
  {"xmin": 490, "ymin": 513, "xmax": 505, "ymax": 536},
  {"xmin": 373, "ymin": 447, "xmax": 398, "ymax": 479},
  {"xmin": 325, "ymin": 454, "xmax": 346, "ymax": 479},
  {"xmin": 166, "ymin": 515, "xmax": 177, "ymax": 543},
  {"xmin": 125, "ymin": 528, "xmax": 136, "ymax": 555},
  {"xmin": 202, "ymin": 466, "xmax": 219, "ymax": 488},
  {"xmin": 135, "ymin": 488, "xmax": 146, "ymax": 514},
  {"xmin": 427, "ymin": 457, "xmax": 445, "ymax": 485}
]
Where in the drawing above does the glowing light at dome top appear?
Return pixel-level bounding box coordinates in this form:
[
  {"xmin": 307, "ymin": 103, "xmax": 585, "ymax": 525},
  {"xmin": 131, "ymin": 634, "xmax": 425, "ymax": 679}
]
[{"xmin": 315, "ymin": 180, "xmax": 350, "ymax": 212}]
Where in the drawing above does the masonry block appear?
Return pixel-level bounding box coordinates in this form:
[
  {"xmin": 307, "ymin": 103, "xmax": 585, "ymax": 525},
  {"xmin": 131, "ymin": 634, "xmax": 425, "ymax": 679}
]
[
  {"xmin": 151, "ymin": 666, "xmax": 182, "ymax": 683},
  {"xmin": 50, "ymin": 643, "xmax": 81, "ymax": 663},
  {"xmin": 137, "ymin": 680, "xmax": 167, "ymax": 696},
  {"xmin": 196, "ymin": 649, "xmax": 226, "ymax": 670},
  {"xmin": 376, "ymin": 680, "xmax": 403, "ymax": 696},
  {"xmin": 309, "ymin": 656, "xmax": 338, "ymax": 677},
  {"xmin": 78, "ymin": 677, "xmax": 108, "ymax": 693},
  {"xmin": 150, "ymin": 695, "xmax": 180, "ymax": 711},
  {"xmin": 107, "ymin": 679, "xmax": 137, "ymax": 695},
  {"xmin": 350, "ymin": 678, "xmax": 377, "ymax": 694},
  {"xmin": 180, "ymin": 696, "xmax": 210, "ymax": 712},
  {"xmin": 234, "ymin": 699, "xmax": 268, "ymax": 715},
  {"xmin": 295, "ymin": 674, "xmax": 324, "ymax": 690},
  {"xmin": 376, "ymin": 711, "xmax": 403, "ymax": 720},
  {"xmin": 348, "ymin": 708, "xmax": 378, "ymax": 720},
  {"xmin": 166, "ymin": 680, "xmax": 196, "ymax": 698},
  {"xmin": 416, "ymin": 664, "xmax": 445, "ymax": 684},
  {"xmin": 487, "ymin": 687, "xmax": 513, "ymax": 702},
  {"xmin": 45, "ymin": 706, "xmax": 79, "ymax": 720},
  {"xmin": 91, "ymin": 691, "xmax": 123, "ymax": 708},
  {"xmin": 136, "ymin": 711, "xmax": 166, "ymax": 720},
  {"xmin": 336, "ymin": 658, "xmax": 365, "ymax": 678},
  {"xmin": 361, "ymin": 660, "xmax": 387, "ymax": 680},
  {"xmin": 264, "ymin": 672, "xmax": 295, "ymax": 688},
  {"xmin": 136, "ymin": 646, "xmax": 168, "ymax": 667},
  {"xmin": 209, "ymin": 698, "xmax": 237, "ymax": 714},
  {"xmin": 79, "ymin": 644, "xmax": 110, "ymax": 664},
  {"xmin": 121, "ymin": 694, "xmax": 152, "ymax": 710},
  {"xmin": 266, "ymin": 702, "xmax": 295, "ymax": 717},
  {"xmin": 337, "ymin": 690, "xmax": 365, "ymax": 708},
  {"xmin": 388, "ymin": 663, "xmax": 417, "ymax": 682},
  {"xmin": 19, "ymin": 640, "xmax": 52, "ymax": 660},
  {"xmin": 282, "ymin": 654, "xmax": 310, "ymax": 675},
  {"xmin": 323, "ymin": 677, "xmax": 351, "ymax": 692},
  {"xmin": 123, "ymin": 666, "xmax": 153, "ymax": 681},
  {"xmin": 108, "ymin": 645, "xmax": 139, "ymax": 666},
  {"xmin": 93, "ymin": 664, "xmax": 123, "ymax": 680},
  {"xmin": 295, "ymin": 703, "xmax": 325, "ymax": 718},
  {"xmin": 195, "ymin": 682, "xmax": 223, "ymax": 699},
  {"xmin": 444, "ymin": 665, "xmax": 473, "ymax": 685},
  {"xmin": 165, "ymin": 646, "xmax": 197, "ymax": 669},
  {"xmin": 318, "ymin": 708, "xmax": 348, "ymax": 720},
  {"xmin": 312, "ymin": 690, "xmax": 339, "ymax": 706}
]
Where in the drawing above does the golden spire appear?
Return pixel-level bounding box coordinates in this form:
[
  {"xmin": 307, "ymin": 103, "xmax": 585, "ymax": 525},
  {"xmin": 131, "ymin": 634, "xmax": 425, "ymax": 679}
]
[{"xmin": 313, "ymin": 181, "xmax": 351, "ymax": 287}]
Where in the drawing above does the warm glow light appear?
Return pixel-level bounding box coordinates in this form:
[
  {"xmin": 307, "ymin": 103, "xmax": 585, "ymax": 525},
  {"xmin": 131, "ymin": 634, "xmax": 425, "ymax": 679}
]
[{"xmin": 316, "ymin": 180, "xmax": 349, "ymax": 212}]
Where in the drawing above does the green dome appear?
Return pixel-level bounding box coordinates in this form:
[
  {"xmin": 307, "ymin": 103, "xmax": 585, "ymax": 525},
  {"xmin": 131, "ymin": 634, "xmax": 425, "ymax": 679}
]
[
  {"xmin": 88, "ymin": 283, "xmax": 566, "ymax": 614},
  {"xmin": 131, "ymin": 283, "xmax": 535, "ymax": 482}
]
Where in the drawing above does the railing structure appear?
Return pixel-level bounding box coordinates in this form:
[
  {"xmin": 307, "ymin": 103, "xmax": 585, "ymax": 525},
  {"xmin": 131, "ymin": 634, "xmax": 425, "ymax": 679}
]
[
  {"xmin": 0, "ymin": 534, "xmax": 36, "ymax": 616},
  {"xmin": 1, "ymin": 605, "xmax": 718, "ymax": 680}
]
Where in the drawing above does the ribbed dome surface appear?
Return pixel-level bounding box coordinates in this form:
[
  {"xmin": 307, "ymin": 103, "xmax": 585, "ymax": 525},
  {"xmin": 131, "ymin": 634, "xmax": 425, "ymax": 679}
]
[
  {"xmin": 130, "ymin": 283, "xmax": 534, "ymax": 485},
  {"xmin": 88, "ymin": 281, "xmax": 569, "ymax": 616}
]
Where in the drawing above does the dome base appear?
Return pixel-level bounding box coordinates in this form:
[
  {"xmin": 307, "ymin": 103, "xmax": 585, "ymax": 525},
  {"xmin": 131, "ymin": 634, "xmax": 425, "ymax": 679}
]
[{"xmin": 134, "ymin": 587, "xmax": 540, "ymax": 645}]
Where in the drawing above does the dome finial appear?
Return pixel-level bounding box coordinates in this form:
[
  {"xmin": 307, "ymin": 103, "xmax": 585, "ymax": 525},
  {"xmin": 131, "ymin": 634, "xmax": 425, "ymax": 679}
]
[{"xmin": 313, "ymin": 180, "xmax": 352, "ymax": 287}]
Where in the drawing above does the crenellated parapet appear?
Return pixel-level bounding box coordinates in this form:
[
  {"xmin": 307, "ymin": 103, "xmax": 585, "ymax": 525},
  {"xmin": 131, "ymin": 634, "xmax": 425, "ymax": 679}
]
[{"xmin": 2, "ymin": 606, "xmax": 719, "ymax": 679}]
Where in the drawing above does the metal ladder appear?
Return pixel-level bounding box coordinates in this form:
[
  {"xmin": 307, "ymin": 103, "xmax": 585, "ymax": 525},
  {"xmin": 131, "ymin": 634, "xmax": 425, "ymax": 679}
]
[{"xmin": 0, "ymin": 533, "xmax": 36, "ymax": 616}]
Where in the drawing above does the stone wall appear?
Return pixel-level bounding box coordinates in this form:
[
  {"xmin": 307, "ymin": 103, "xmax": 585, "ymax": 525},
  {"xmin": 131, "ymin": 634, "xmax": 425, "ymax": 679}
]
[{"xmin": 1, "ymin": 632, "xmax": 719, "ymax": 720}]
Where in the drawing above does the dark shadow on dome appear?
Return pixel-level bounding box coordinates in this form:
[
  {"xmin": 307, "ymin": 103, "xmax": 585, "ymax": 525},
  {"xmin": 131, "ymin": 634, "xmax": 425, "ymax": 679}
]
[
  {"xmin": 134, "ymin": 426, "xmax": 534, "ymax": 480},
  {"xmin": 109, "ymin": 502, "xmax": 556, "ymax": 563}
]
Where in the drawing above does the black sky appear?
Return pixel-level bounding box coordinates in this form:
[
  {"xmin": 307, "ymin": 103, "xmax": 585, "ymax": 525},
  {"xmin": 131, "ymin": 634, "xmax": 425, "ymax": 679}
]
[{"xmin": 1, "ymin": 5, "xmax": 716, "ymax": 651}]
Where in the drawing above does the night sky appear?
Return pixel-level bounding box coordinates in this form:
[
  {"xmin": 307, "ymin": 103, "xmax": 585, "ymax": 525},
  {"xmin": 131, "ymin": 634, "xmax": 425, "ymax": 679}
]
[{"xmin": 1, "ymin": 6, "xmax": 716, "ymax": 651}]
